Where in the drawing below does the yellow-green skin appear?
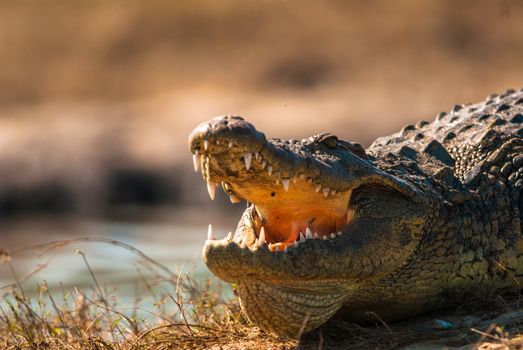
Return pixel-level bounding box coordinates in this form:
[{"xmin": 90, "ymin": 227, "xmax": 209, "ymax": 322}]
[{"xmin": 190, "ymin": 89, "xmax": 523, "ymax": 337}]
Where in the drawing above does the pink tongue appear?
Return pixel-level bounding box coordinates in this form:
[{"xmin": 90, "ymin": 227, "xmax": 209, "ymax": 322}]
[{"xmin": 259, "ymin": 213, "xmax": 345, "ymax": 244}]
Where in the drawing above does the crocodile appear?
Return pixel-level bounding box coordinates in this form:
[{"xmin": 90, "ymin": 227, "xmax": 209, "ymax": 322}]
[{"xmin": 188, "ymin": 89, "xmax": 523, "ymax": 337}]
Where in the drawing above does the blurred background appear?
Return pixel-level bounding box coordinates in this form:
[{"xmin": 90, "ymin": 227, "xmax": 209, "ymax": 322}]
[{"xmin": 1, "ymin": 0, "xmax": 522, "ymax": 291}]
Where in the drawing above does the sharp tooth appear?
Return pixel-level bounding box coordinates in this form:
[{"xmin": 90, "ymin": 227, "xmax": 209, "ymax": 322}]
[
  {"xmin": 193, "ymin": 153, "xmax": 201, "ymax": 172},
  {"xmin": 284, "ymin": 245, "xmax": 289, "ymax": 253},
  {"xmin": 226, "ymin": 232, "xmax": 233, "ymax": 241},
  {"xmin": 330, "ymin": 233, "xmax": 336, "ymax": 239},
  {"xmin": 206, "ymin": 180, "xmax": 216, "ymax": 200},
  {"xmin": 267, "ymin": 166, "xmax": 273, "ymax": 176},
  {"xmin": 243, "ymin": 153, "xmax": 252, "ymax": 170},
  {"xmin": 323, "ymin": 235, "xmax": 328, "ymax": 240},
  {"xmin": 307, "ymin": 178, "xmax": 313, "ymax": 183},
  {"xmin": 261, "ymin": 161, "xmax": 267, "ymax": 169},
  {"xmin": 337, "ymin": 231, "xmax": 343, "ymax": 236},
  {"xmin": 305, "ymin": 227, "xmax": 313, "ymax": 239},
  {"xmin": 323, "ymin": 188, "xmax": 330, "ymax": 197},
  {"xmin": 314, "ymin": 232, "xmax": 320, "ymax": 239},
  {"xmin": 282, "ymin": 179, "xmax": 290, "ymax": 192},
  {"xmin": 315, "ymin": 184, "xmax": 322, "ymax": 192},
  {"xmin": 228, "ymin": 141, "xmax": 233, "ymax": 148},
  {"xmin": 216, "ymin": 140, "xmax": 220, "ymax": 145},
  {"xmin": 204, "ymin": 139, "xmax": 209, "ymax": 150},
  {"xmin": 259, "ymin": 227, "xmax": 266, "ymax": 243},
  {"xmin": 229, "ymin": 194, "xmax": 241, "ymax": 203},
  {"xmin": 299, "ymin": 232, "xmax": 306, "ymax": 242},
  {"xmin": 292, "ymin": 176, "xmax": 297, "ymax": 184},
  {"xmin": 207, "ymin": 224, "xmax": 214, "ymax": 240},
  {"xmin": 299, "ymin": 174, "xmax": 306, "ymax": 180},
  {"xmin": 331, "ymin": 190, "xmax": 337, "ymax": 195},
  {"xmin": 255, "ymin": 152, "xmax": 260, "ymax": 161}
]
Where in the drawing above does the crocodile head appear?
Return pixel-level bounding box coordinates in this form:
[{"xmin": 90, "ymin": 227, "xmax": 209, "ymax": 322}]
[{"xmin": 188, "ymin": 116, "xmax": 430, "ymax": 336}]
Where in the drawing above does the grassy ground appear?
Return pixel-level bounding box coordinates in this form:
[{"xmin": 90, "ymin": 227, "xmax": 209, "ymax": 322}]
[
  {"xmin": 1, "ymin": 240, "xmax": 522, "ymax": 349},
  {"xmin": 1, "ymin": 0, "xmax": 523, "ymax": 218}
]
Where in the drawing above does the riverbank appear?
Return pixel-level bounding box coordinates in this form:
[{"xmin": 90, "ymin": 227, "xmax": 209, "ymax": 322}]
[{"xmin": 1, "ymin": 238, "xmax": 522, "ymax": 349}]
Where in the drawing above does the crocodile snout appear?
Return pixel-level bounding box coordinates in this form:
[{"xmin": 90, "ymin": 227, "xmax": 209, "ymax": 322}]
[{"xmin": 188, "ymin": 115, "xmax": 266, "ymax": 156}]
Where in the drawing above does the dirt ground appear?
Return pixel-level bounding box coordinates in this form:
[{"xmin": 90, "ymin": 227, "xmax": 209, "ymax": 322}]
[{"xmin": 133, "ymin": 304, "xmax": 523, "ymax": 349}]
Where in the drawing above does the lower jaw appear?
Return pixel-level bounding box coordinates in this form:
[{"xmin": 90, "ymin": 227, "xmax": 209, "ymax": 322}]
[{"xmin": 235, "ymin": 279, "xmax": 350, "ymax": 337}]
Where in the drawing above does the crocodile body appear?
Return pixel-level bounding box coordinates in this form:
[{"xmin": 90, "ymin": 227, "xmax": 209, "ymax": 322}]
[{"xmin": 188, "ymin": 89, "xmax": 523, "ymax": 337}]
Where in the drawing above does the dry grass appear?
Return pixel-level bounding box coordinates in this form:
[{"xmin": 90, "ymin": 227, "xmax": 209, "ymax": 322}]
[
  {"xmin": 0, "ymin": 239, "xmax": 297, "ymax": 350},
  {"xmin": 1, "ymin": 240, "xmax": 522, "ymax": 350}
]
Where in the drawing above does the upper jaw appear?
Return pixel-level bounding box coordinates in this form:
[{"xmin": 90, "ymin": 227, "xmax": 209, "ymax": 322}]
[{"xmin": 188, "ymin": 115, "xmax": 363, "ymax": 196}]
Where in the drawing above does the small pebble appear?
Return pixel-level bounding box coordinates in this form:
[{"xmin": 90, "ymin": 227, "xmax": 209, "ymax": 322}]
[{"xmin": 433, "ymin": 319, "xmax": 454, "ymax": 330}]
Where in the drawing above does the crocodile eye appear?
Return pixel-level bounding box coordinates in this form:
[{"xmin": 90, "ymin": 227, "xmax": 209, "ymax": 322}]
[{"xmin": 319, "ymin": 134, "xmax": 338, "ymax": 149}]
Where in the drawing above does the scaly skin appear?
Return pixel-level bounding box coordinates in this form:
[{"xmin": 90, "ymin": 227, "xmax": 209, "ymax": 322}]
[{"xmin": 188, "ymin": 89, "xmax": 523, "ymax": 337}]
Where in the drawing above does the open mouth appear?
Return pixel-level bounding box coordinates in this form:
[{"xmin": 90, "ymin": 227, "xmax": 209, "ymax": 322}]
[
  {"xmin": 188, "ymin": 116, "xmax": 367, "ymax": 253},
  {"xmin": 189, "ymin": 115, "xmax": 426, "ymax": 285}
]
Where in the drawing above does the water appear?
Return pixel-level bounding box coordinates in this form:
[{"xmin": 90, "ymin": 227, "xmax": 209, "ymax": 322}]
[{"xmin": 0, "ymin": 219, "xmax": 222, "ymax": 297}]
